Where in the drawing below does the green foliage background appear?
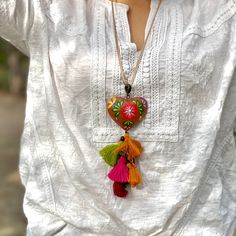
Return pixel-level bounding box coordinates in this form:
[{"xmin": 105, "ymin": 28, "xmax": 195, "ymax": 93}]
[
  {"xmin": 0, "ymin": 38, "xmax": 29, "ymax": 92},
  {"xmin": 0, "ymin": 39, "xmax": 9, "ymax": 90}
]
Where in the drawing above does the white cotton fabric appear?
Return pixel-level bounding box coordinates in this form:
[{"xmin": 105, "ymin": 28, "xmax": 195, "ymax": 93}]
[{"xmin": 1, "ymin": 0, "xmax": 236, "ymax": 235}]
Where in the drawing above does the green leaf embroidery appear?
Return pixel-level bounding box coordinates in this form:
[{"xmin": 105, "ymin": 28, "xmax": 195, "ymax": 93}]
[
  {"xmin": 123, "ymin": 120, "xmax": 134, "ymax": 127},
  {"xmin": 112, "ymin": 100, "xmax": 124, "ymax": 118},
  {"xmin": 131, "ymin": 99, "xmax": 144, "ymax": 116}
]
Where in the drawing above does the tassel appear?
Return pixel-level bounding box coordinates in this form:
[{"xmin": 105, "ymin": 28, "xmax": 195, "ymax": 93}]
[
  {"xmin": 114, "ymin": 133, "xmax": 143, "ymax": 161},
  {"xmin": 127, "ymin": 163, "xmax": 142, "ymax": 187},
  {"xmin": 99, "ymin": 141, "xmax": 123, "ymax": 167},
  {"xmin": 113, "ymin": 182, "xmax": 128, "ymax": 198},
  {"xmin": 108, "ymin": 156, "xmax": 129, "ymax": 182}
]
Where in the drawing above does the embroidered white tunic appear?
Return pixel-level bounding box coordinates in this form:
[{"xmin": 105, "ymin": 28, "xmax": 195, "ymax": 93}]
[{"xmin": 1, "ymin": 0, "xmax": 236, "ymax": 235}]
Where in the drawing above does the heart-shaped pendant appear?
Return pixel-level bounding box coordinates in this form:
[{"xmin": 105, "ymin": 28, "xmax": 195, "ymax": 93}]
[{"xmin": 107, "ymin": 97, "xmax": 148, "ymax": 131}]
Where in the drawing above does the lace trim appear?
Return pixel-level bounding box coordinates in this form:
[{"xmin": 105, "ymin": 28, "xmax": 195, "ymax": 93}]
[
  {"xmin": 93, "ymin": 126, "xmax": 179, "ymax": 142},
  {"xmin": 111, "ymin": 8, "xmax": 126, "ymax": 128},
  {"xmin": 91, "ymin": 2, "xmax": 183, "ymax": 143},
  {"xmin": 149, "ymin": 8, "xmax": 168, "ymax": 128},
  {"xmin": 183, "ymin": 0, "xmax": 236, "ymax": 38},
  {"xmin": 91, "ymin": 4, "xmax": 106, "ymax": 129},
  {"xmin": 164, "ymin": 5, "xmax": 183, "ymax": 129}
]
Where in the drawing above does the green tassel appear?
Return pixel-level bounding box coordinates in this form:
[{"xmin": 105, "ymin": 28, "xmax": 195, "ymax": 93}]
[{"xmin": 99, "ymin": 141, "xmax": 123, "ymax": 167}]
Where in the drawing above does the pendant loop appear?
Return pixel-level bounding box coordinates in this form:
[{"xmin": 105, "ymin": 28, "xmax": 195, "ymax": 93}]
[{"xmin": 125, "ymin": 84, "xmax": 132, "ymax": 98}]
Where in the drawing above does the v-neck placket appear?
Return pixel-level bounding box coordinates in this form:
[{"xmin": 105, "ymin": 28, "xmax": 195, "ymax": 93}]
[
  {"xmin": 111, "ymin": 0, "xmax": 159, "ymax": 84},
  {"xmin": 112, "ymin": 0, "xmax": 158, "ymax": 52},
  {"xmin": 92, "ymin": 0, "xmax": 183, "ymax": 143}
]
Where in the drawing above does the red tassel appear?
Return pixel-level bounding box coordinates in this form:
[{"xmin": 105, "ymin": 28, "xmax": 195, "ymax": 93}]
[
  {"xmin": 113, "ymin": 182, "xmax": 128, "ymax": 198},
  {"xmin": 108, "ymin": 156, "xmax": 129, "ymax": 182}
]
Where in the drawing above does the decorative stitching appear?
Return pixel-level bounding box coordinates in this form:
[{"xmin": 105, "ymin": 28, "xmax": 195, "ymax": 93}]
[
  {"xmin": 43, "ymin": 0, "xmax": 84, "ymax": 37},
  {"xmin": 164, "ymin": 4, "xmax": 183, "ymax": 131},
  {"xmin": 91, "ymin": 5, "xmax": 106, "ymax": 129},
  {"xmin": 174, "ymin": 132, "xmax": 234, "ymax": 235},
  {"xmin": 93, "ymin": 126, "xmax": 179, "ymax": 143},
  {"xmin": 92, "ymin": 2, "xmax": 183, "ymax": 143},
  {"xmin": 183, "ymin": 0, "xmax": 236, "ymax": 38},
  {"xmin": 111, "ymin": 6, "xmax": 127, "ymax": 129},
  {"xmin": 150, "ymin": 7, "xmax": 168, "ymax": 128}
]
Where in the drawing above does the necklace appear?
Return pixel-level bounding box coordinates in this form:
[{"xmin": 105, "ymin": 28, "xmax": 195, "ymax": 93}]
[{"xmin": 99, "ymin": 0, "xmax": 162, "ymax": 198}]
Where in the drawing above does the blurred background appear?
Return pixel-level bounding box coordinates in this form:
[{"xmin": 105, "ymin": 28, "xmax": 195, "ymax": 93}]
[
  {"xmin": 0, "ymin": 38, "xmax": 28, "ymax": 236},
  {"xmin": 0, "ymin": 37, "xmax": 236, "ymax": 236}
]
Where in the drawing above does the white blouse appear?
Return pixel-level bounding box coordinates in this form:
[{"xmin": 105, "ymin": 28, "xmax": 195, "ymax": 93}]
[{"xmin": 1, "ymin": 0, "xmax": 236, "ymax": 235}]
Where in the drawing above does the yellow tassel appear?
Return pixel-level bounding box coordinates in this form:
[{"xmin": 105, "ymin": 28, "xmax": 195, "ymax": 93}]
[
  {"xmin": 127, "ymin": 163, "xmax": 142, "ymax": 187},
  {"xmin": 99, "ymin": 141, "xmax": 123, "ymax": 167},
  {"xmin": 114, "ymin": 133, "xmax": 143, "ymax": 161}
]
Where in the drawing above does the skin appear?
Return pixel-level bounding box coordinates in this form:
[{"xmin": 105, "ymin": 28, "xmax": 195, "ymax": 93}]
[{"xmin": 111, "ymin": 0, "xmax": 151, "ymax": 51}]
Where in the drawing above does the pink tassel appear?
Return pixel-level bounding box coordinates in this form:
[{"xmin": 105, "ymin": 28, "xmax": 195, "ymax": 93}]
[{"xmin": 108, "ymin": 156, "xmax": 129, "ymax": 182}]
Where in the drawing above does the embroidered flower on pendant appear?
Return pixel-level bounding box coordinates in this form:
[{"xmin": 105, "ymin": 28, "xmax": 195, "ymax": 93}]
[
  {"xmin": 122, "ymin": 102, "xmax": 139, "ymax": 120},
  {"xmin": 107, "ymin": 97, "xmax": 117, "ymax": 109}
]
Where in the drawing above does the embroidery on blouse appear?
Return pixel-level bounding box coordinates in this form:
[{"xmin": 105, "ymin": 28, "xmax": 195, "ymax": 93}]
[
  {"xmin": 146, "ymin": 7, "xmax": 168, "ymax": 129},
  {"xmin": 91, "ymin": 1, "xmax": 183, "ymax": 144},
  {"xmin": 42, "ymin": 0, "xmax": 236, "ymax": 146},
  {"xmin": 91, "ymin": 4, "xmax": 106, "ymax": 131},
  {"xmin": 183, "ymin": 0, "xmax": 236, "ymax": 38},
  {"xmin": 174, "ymin": 131, "xmax": 235, "ymax": 235}
]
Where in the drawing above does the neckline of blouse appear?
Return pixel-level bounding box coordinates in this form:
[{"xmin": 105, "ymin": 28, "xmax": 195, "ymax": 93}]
[
  {"xmin": 101, "ymin": 0, "xmax": 159, "ymax": 10},
  {"xmin": 101, "ymin": 0, "xmax": 162, "ymax": 53}
]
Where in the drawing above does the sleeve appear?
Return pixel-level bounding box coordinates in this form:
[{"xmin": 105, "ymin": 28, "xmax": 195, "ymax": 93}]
[{"xmin": 0, "ymin": 0, "xmax": 35, "ymax": 57}]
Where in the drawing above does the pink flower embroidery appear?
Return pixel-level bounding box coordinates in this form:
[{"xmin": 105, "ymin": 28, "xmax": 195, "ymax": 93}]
[{"xmin": 121, "ymin": 102, "xmax": 139, "ymax": 119}]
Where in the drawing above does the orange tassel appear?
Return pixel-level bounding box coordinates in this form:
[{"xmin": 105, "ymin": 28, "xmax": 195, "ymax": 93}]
[
  {"xmin": 114, "ymin": 133, "xmax": 143, "ymax": 161},
  {"xmin": 127, "ymin": 163, "xmax": 142, "ymax": 187}
]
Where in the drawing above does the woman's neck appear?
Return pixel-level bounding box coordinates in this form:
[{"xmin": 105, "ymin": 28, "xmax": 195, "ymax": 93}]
[
  {"xmin": 111, "ymin": 0, "xmax": 152, "ymax": 51},
  {"xmin": 113, "ymin": 0, "xmax": 151, "ymax": 8}
]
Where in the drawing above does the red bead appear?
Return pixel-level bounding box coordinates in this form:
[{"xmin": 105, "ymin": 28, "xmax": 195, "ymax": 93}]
[{"xmin": 113, "ymin": 182, "xmax": 128, "ymax": 198}]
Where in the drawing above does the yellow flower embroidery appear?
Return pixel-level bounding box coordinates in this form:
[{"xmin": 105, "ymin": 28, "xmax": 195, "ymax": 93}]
[{"xmin": 107, "ymin": 97, "xmax": 117, "ymax": 109}]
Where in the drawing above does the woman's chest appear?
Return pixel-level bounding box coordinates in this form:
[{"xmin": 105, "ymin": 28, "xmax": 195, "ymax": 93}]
[{"xmin": 42, "ymin": 0, "xmax": 236, "ymax": 145}]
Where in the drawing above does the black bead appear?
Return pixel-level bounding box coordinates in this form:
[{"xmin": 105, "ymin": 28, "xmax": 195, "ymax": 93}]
[
  {"xmin": 120, "ymin": 136, "xmax": 125, "ymax": 141},
  {"xmin": 125, "ymin": 84, "xmax": 132, "ymax": 95}
]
